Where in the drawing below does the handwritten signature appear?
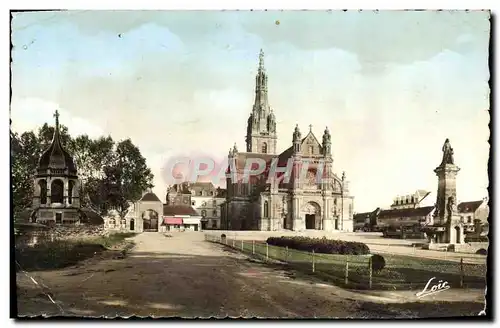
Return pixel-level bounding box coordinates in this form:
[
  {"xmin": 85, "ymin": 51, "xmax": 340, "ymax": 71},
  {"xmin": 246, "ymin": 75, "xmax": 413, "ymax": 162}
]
[{"xmin": 416, "ymin": 277, "xmax": 451, "ymax": 298}]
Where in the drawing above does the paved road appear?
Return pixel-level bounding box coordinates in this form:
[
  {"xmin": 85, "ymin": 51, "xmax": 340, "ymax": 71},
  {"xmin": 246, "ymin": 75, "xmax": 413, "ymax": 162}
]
[{"xmin": 17, "ymin": 232, "xmax": 485, "ymax": 318}]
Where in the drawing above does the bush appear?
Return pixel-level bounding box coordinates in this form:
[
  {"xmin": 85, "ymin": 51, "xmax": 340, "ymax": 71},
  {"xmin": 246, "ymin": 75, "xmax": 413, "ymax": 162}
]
[
  {"xmin": 15, "ymin": 240, "xmax": 106, "ymax": 271},
  {"xmin": 370, "ymin": 254, "xmax": 386, "ymax": 273},
  {"xmin": 476, "ymin": 248, "xmax": 488, "ymax": 255},
  {"xmin": 266, "ymin": 236, "xmax": 370, "ymax": 255}
]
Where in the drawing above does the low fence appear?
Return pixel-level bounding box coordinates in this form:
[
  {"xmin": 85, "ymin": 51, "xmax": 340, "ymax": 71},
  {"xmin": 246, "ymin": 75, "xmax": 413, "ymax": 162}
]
[{"xmin": 205, "ymin": 234, "xmax": 486, "ymax": 291}]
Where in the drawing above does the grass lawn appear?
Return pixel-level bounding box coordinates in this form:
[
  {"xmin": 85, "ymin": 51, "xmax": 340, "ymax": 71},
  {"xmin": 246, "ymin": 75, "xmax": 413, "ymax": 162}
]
[
  {"xmin": 15, "ymin": 232, "xmax": 137, "ymax": 272},
  {"xmin": 223, "ymin": 238, "xmax": 486, "ymax": 291}
]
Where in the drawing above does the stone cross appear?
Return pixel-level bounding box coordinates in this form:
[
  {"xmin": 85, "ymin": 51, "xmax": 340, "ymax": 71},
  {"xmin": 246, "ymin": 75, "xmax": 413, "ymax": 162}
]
[
  {"xmin": 54, "ymin": 110, "xmax": 60, "ymax": 127},
  {"xmin": 309, "ymin": 124, "xmax": 313, "ymax": 132}
]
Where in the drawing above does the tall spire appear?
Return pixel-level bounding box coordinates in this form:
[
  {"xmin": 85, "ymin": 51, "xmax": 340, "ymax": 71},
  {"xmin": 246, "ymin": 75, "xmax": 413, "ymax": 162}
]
[
  {"xmin": 258, "ymin": 48, "xmax": 265, "ymax": 72},
  {"xmin": 245, "ymin": 49, "xmax": 277, "ymax": 155},
  {"xmin": 254, "ymin": 49, "xmax": 269, "ymax": 109}
]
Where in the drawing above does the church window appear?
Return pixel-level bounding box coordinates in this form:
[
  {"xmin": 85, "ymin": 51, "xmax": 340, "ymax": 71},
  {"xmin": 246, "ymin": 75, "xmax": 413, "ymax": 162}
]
[
  {"xmin": 262, "ymin": 143, "xmax": 268, "ymax": 154},
  {"xmin": 309, "ymin": 146, "xmax": 314, "ymax": 154},
  {"xmin": 264, "ymin": 201, "xmax": 269, "ymax": 218}
]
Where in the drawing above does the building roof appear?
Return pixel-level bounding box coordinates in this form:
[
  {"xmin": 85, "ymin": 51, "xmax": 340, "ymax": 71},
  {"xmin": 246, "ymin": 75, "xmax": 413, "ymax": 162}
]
[
  {"xmin": 163, "ymin": 205, "xmax": 198, "ymax": 216},
  {"xmin": 378, "ymin": 206, "xmax": 435, "ymax": 219},
  {"xmin": 353, "ymin": 211, "xmax": 376, "ymax": 223},
  {"xmin": 140, "ymin": 192, "xmax": 162, "ymax": 202},
  {"xmin": 232, "ymin": 152, "xmax": 277, "ymax": 171},
  {"xmin": 170, "ymin": 182, "xmax": 193, "ymax": 194},
  {"xmin": 458, "ymin": 200, "xmax": 484, "ymax": 213},
  {"xmin": 37, "ymin": 111, "xmax": 77, "ymax": 175}
]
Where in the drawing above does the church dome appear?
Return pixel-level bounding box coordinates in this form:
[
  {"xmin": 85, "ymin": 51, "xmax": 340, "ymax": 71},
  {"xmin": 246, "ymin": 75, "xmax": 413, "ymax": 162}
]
[{"xmin": 37, "ymin": 111, "xmax": 77, "ymax": 175}]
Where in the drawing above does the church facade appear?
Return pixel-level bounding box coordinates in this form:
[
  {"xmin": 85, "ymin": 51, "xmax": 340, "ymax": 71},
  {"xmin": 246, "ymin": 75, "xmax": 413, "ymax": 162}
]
[{"xmin": 221, "ymin": 50, "xmax": 354, "ymax": 232}]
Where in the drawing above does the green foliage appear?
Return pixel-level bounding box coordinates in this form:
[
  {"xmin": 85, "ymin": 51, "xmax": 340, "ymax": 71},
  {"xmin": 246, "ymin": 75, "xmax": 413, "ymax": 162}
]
[
  {"xmin": 476, "ymin": 248, "xmax": 487, "ymax": 255},
  {"xmin": 15, "ymin": 240, "xmax": 106, "ymax": 271},
  {"xmin": 89, "ymin": 232, "xmax": 137, "ymax": 248},
  {"xmin": 15, "ymin": 232, "xmax": 136, "ymax": 271},
  {"xmin": 266, "ymin": 236, "xmax": 371, "ymax": 255},
  {"xmin": 10, "ymin": 121, "xmax": 154, "ymax": 218},
  {"xmin": 370, "ymin": 254, "xmax": 386, "ymax": 272}
]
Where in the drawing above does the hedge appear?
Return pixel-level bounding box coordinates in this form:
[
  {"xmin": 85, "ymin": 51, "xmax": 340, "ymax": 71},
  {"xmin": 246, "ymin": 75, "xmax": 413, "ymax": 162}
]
[{"xmin": 266, "ymin": 236, "xmax": 371, "ymax": 255}]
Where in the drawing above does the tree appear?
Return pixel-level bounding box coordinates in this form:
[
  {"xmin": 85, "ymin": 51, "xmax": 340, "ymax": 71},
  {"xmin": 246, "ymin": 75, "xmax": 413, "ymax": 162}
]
[
  {"xmin": 37, "ymin": 123, "xmax": 71, "ymax": 151},
  {"xmin": 11, "ymin": 122, "xmax": 154, "ymax": 220},
  {"xmin": 115, "ymin": 139, "xmax": 154, "ymax": 202}
]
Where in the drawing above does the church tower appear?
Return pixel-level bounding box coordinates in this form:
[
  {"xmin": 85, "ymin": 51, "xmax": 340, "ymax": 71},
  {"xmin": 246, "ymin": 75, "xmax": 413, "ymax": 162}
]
[{"xmin": 245, "ymin": 49, "xmax": 277, "ymax": 154}]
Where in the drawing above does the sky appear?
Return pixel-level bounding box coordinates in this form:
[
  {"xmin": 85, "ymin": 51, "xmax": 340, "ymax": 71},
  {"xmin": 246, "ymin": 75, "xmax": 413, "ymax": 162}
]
[{"xmin": 10, "ymin": 10, "xmax": 490, "ymax": 212}]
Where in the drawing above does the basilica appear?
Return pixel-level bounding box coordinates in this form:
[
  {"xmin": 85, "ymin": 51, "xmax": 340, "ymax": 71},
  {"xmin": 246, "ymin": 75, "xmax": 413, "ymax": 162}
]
[{"xmin": 220, "ymin": 50, "xmax": 354, "ymax": 232}]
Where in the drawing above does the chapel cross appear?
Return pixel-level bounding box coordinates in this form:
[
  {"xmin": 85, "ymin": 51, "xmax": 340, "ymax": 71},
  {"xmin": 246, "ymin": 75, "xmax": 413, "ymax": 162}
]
[
  {"xmin": 54, "ymin": 110, "xmax": 60, "ymax": 127},
  {"xmin": 309, "ymin": 124, "xmax": 313, "ymax": 132}
]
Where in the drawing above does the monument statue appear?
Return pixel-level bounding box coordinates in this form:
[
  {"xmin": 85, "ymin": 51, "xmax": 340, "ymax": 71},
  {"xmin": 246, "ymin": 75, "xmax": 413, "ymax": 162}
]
[
  {"xmin": 446, "ymin": 196, "xmax": 457, "ymax": 221},
  {"xmin": 441, "ymin": 138, "xmax": 454, "ymax": 165}
]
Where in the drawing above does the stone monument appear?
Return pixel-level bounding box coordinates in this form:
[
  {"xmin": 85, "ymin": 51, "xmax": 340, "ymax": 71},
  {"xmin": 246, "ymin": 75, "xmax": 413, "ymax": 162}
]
[{"xmin": 426, "ymin": 138, "xmax": 464, "ymax": 244}]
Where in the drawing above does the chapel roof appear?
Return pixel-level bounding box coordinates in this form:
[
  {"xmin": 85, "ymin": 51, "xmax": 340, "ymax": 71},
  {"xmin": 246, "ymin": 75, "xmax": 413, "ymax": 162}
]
[{"xmin": 37, "ymin": 110, "xmax": 77, "ymax": 175}]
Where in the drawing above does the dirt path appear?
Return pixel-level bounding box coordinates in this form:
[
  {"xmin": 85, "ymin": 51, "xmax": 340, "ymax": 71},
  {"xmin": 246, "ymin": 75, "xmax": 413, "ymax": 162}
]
[{"xmin": 16, "ymin": 232, "xmax": 485, "ymax": 318}]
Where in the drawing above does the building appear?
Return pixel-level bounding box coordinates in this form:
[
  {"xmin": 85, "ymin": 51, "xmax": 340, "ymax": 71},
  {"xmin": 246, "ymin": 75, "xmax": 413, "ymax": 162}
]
[
  {"xmin": 458, "ymin": 198, "xmax": 489, "ymax": 225},
  {"xmin": 353, "ymin": 210, "xmax": 378, "ymax": 231},
  {"xmin": 390, "ymin": 190, "xmax": 432, "ymax": 209},
  {"xmin": 163, "ymin": 204, "xmax": 202, "ymax": 231},
  {"xmin": 166, "ymin": 183, "xmax": 192, "ymax": 206},
  {"xmin": 103, "ymin": 191, "xmax": 202, "ymax": 232},
  {"xmin": 221, "ymin": 50, "xmax": 354, "ymax": 232},
  {"xmin": 167, "ymin": 182, "xmax": 227, "ymax": 229},
  {"xmin": 31, "ymin": 110, "xmax": 81, "ymax": 224}
]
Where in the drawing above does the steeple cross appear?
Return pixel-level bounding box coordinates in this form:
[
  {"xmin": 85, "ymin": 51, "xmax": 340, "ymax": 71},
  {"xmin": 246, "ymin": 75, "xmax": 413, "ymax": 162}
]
[
  {"xmin": 309, "ymin": 124, "xmax": 313, "ymax": 132},
  {"xmin": 53, "ymin": 110, "xmax": 60, "ymax": 126}
]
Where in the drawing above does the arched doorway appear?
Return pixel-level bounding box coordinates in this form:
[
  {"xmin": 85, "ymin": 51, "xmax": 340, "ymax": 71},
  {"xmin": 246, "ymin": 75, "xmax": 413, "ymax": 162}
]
[
  {"xmin": 303, "ymin": 202, "xmax": 321, "ymax": 230},
  {"xmin": 455, "ymin": 226, "xmax": 461, "ymax": 244},
  {"xmin": 38, "ymin": 179, "xmax": 47, "ymax": 205},
  {"xmin": 51, "ymin": 179, "xmax": 64, "ymax": 204},
  {"xmin": 142, "ymin": 210, "xmax": 159, "ymax": 232},
  {"xmin": 130, "ymin": 218, "xmax": 135, "ymax": 231}
]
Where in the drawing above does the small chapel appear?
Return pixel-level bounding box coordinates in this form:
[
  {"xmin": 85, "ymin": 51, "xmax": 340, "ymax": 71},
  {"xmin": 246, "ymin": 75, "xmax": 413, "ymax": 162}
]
[
  {"xmin": 220, "ymin": 50, "xmax": 354, "ymax": 232},
  {"xmin": 31, "ymin": 110, "xmax": 81, "ymax": 224}
]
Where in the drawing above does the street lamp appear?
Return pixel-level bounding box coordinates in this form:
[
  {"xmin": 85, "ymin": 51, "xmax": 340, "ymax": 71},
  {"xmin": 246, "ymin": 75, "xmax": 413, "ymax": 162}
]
[{"xmin": 341, "ymin": 171, "xmax": 345, "ymax": 231}]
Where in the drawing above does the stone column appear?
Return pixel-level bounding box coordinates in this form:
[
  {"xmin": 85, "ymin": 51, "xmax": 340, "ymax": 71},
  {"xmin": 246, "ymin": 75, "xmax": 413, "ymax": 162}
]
[
  {"xmin": 46, "ymin": 177, "xmax": 52, "ymax": 206},
  {"xmin": 434, "ymin": 163, "xmax": 460, "ymax": 225},
  {"xmin": 64, "ymin": 179, "xmax": 69, "ymax": 206},
  {"xmin": 292, "ymin": 194, "xmax": 301, "ymax": 231}
]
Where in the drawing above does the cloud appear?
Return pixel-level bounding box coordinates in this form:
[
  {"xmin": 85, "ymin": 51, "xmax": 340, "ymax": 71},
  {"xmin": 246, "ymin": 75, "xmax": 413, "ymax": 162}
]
[
  {"xmin": 10, "ymin": 97, "xmax": 105, "ymax": 138},
  {"xmin": 10, "ymin": 11, "xmax": 490, "ymax": 211}
]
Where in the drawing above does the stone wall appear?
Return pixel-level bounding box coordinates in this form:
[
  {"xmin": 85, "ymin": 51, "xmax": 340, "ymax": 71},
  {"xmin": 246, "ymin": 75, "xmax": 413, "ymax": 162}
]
[
  {"xmin": 51, "ymin": 224, "xmax": 106, "ymax": 240},
  {"xmin": 15, "ymin": 223, "xmax": 106, "ymax": 249}
]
